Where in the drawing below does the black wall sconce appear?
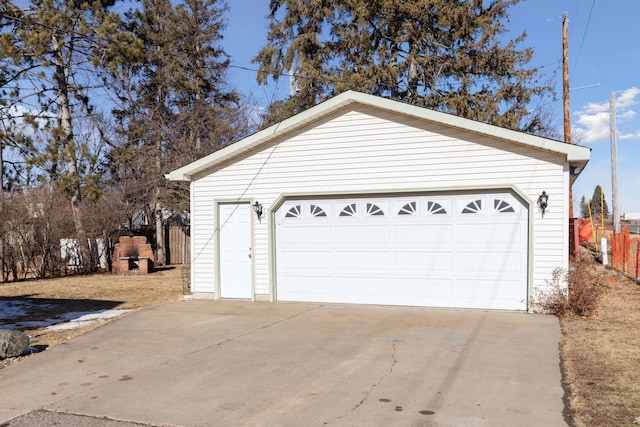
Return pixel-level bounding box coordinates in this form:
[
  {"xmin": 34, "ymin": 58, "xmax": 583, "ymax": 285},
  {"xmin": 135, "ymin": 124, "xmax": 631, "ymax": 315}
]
[
  {"xmin": 253, "ymin": 201, "xmax": 264, "ymax": 222},
  {"xmin": 537, "ymin": 191, "xmax": 549, "ymax": 217}
]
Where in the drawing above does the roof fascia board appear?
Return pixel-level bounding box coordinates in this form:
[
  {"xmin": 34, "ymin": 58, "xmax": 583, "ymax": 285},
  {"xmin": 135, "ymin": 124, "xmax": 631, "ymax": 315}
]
[
  {"xmin": 347, "ymin": 91, "xmax": 591, "ymax": 163},
  {"xmin": 167, "ymin": 90, "xmax": 590, "ymax": 182},
  {"xmin": 166, "ymin": 95, "xmax": 357, "ymax": 181}
]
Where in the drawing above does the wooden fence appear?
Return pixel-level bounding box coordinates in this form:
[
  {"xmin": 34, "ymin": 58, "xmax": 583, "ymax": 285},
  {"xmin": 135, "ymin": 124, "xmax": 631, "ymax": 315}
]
[{"xmin": 166, "ymin": 226, "xmax": 190, "ymax": 265}]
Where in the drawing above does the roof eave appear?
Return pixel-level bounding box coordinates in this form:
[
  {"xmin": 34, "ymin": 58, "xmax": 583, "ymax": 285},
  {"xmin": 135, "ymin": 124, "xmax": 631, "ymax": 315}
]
[
  {"xmin": 166, "ymin": 94, "xmax": 359, "ymax": 182},
  {"xmin": 166, "ymin": 90, "xmax": 592, "ymax": 182}
]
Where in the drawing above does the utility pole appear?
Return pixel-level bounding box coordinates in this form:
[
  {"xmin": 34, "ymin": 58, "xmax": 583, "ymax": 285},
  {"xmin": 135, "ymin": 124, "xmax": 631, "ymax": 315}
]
[
  {"xmin": 563, "ymin": 13, "xmax": 571, "ymax": 145},
  {"xmin": 562, "ymin": 13, "xmax": 574, "ymax": 218},
  {"xmin": 610, "ymin": 92, "xmax": 620, "ymax": 233}
]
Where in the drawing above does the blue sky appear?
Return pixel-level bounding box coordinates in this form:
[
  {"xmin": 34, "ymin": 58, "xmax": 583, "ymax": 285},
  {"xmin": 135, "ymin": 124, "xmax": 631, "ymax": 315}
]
[{"xmin": 221, "ymin": 0, "xmax": 639, "ymax": 215}]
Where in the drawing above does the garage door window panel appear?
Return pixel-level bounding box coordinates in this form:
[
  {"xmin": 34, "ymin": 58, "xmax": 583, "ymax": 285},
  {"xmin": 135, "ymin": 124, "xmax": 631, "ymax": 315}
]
[
  {"xmin": 494, "ymin": 199, "xmax": 515, "ymax": 213},
  {"xmin": 366, "ymin": 202, "xmax": 386, "ymax": 216},
  {"xmin": 397, "ymin": 201, "xmax": 418, "ymax": 216},
  {"xmin": 285, "ymin": 205, "xmax": 302, "ymax": 218},
  {"xmin": 426, "ymin": 200, "xmax": 448, "ymax": 215},
  {"xmin": 310, "ymin": 204, "xmax": 327, "ymax": 217},
  {"xmin": 461, "ymin": 199, "xmax": 483, "ymax": 214},
  {"xmin": 339, "ymin": 203, "xmax": 358, "ymax": 217}
]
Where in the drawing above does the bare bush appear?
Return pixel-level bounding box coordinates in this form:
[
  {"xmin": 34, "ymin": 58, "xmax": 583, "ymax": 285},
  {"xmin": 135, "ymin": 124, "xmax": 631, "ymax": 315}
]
[
  {"xmin": 0, "ymin": 189, "xmax": 75, "ymax": 281},
  {"xmin": 534, "ymin": 255, "xmax": 608, "ymax": 317}
]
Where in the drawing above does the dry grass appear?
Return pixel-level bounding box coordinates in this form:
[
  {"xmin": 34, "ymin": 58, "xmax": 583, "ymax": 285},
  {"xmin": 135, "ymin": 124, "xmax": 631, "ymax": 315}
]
[
  {"xmin": 561, "ymin": 263, "xmax": 640, "ymax": 426},
  {"xmin": 0, "ymin": 267, "xmax": 188, "ymax": 349}
]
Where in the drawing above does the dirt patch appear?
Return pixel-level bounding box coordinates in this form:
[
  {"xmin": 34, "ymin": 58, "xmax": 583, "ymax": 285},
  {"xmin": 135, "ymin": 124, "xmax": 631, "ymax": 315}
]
[
  {"xmin": 561, "ymin": 263, "xmax": 640, "ymax": 426},
  {"xmin": 0, "ymin": 267, "xmax": 188, "ymax": 353}
]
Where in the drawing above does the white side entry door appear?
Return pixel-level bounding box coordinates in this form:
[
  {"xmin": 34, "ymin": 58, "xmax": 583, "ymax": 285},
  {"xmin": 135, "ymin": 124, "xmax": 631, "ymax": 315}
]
[{"xmin": 219, "ymin": 203, "xmax": 252, "ymax": 299}]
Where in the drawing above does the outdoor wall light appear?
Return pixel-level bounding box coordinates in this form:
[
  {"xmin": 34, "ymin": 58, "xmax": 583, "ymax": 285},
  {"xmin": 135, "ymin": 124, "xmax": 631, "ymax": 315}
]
[
  {"xmin": 253, "ymin": 201, "xmax": 264, "ymax": 222},
  {"xmin": 537, "ymin": 191, "xmax": 549, "ymax": 217}
]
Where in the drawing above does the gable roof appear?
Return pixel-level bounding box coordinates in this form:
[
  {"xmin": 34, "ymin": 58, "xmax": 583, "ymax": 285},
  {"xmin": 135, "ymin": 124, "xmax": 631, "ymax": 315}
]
[{"xmin": 166, "ymin": 90, "xmax": 590, "ymax": 182}]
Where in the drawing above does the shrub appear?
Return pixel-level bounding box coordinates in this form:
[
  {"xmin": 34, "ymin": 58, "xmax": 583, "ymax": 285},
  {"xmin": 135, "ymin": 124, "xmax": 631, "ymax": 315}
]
[{"xmin": 534, "ymin": 255, "xmax": 607, "ymax": 317}]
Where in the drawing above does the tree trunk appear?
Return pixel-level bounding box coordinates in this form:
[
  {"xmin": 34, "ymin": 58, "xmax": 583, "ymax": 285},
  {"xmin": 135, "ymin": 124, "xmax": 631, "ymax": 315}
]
[
  {"xmin": 0, "ymin": 137, "xmax": 5, "ymax": 282},
  {"xmin": 407, "ymin": 38, "xmax": 419, "ymax": 104},
  {"xmin": 390, "ymin": 46, "xmax": 399, "ymax": 99},
  {"xmin": 155, "ymin": 200, "xmax": 165, "ymax": 265},
  {"xmin": 52, "ymin": 32, "xmax": 92, "ymax": 272}
]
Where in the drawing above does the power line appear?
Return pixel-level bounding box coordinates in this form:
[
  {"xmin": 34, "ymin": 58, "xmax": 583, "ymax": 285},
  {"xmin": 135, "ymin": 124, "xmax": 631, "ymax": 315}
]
[
  {"xmin": 229, "ymin": 62, "xmax": 560, "ymax": 94},
  {"xmin": 573, "ymin": 0, "xmax": 597, "ymax": 75}
]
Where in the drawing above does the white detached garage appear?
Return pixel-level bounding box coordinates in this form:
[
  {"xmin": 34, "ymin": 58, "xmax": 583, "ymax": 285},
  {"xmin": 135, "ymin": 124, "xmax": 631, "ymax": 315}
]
[{"xmin": 167, "ymin": 91, "xmax": 590, "ymax": 311}]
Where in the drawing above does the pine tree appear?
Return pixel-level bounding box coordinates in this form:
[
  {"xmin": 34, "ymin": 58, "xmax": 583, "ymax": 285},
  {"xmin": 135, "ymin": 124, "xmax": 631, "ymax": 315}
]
[
  {"xmin": 591, "ymin": 185, "xmax": 610, "ymax": 219},
  {"xmin": 253, "ymin": 0, "xmax": 554, "ymax": 133},
  {"xmin": 579, "ymin": 195, "xmax": 590, "ymax": 219},
  {"xmin": 107, "ymin": 0, "xmax": 252, "ymax": 264},
  {"xmin": 0, "ymin": 0, "xmax": 124, "ymax": 271}
]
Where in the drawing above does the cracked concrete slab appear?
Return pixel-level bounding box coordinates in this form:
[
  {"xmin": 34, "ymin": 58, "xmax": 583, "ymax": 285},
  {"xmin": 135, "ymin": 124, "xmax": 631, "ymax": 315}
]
[{"xmin": 0, "ymin": 301, "xmax": 566, "ymax": 426}]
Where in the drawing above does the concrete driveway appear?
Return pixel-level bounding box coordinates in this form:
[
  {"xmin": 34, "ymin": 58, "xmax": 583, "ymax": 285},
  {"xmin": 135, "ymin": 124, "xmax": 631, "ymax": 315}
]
[{"xmin": 0, "ymin": 301, "xmax": 567, "ymax": 426}]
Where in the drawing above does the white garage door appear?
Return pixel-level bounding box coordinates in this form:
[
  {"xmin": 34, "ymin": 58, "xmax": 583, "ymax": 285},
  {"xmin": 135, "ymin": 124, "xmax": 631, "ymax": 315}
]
[{"xmin": 275, "ymin": 192, "xmax": 528, "ymax": 310}]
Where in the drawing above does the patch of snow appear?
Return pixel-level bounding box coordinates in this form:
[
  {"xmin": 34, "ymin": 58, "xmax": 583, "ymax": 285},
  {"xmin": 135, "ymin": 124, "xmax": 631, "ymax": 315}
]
[
  {"xmin": 0, "ymin": 301, "xmax": 58, "ymax": 328},
  {"xmin": 13, "ymin": 319, "xmax": 60, "ymax": 328},
  {"xmin": 47, "ymin": 320, "xmax": 98, "ymax": 331},
  {"xmin": 71, "ymin": 310, "xmax": 128, "ymax": 322},
  {"xmin": 1, "ymin": 301, "xmax": 36, "ymax": 320},
  {"xmin": 0, "ymin": 300, "xmax": 130, "ymax": 331},
  {"xmin": 46, "ymin": 310, "xmax": 131, "ymax": 331}
]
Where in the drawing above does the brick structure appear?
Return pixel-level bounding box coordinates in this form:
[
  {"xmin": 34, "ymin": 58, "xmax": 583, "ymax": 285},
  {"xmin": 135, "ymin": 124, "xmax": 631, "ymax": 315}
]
[{"xmin": 112, "ymin": 236, "xmax": 155, "ymax": 275}]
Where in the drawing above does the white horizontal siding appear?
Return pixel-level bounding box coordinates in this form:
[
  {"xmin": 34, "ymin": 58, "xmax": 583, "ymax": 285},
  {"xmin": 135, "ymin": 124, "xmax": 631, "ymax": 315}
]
[{"xmin": 189, "ymin": 105, "xmax": 568, "ymax": 303}]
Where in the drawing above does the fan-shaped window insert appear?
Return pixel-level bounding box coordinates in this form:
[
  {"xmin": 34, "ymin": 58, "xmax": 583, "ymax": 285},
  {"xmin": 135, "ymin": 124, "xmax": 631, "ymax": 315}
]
[
  {"xmin": 339, "ymin": 203, "xmax": 357, "ymax": 217},
  {"xmin": 462, "ymin": 200, "xmax": 482, "ymax": 214},
  {"xmin": 285, "ymin": 205, "xmax": 302, "ymax": 218},
  {"xmin": 426, "ymin": 201, "xmax": 447, "ymax": 215},
  {"xmin": 398, "ymin": 201, "xmax": 417, "ymax": 215},
  {"xmin": 310, "ymin": 204, "xmax": 327, "ymax": 217},
  {"xmin": 366, "ymin": 203, "xmax": 385, "ymax": 216},
  {"xmin": 494, "ymin": 199, "xmax": 515, "ymax": 213}
]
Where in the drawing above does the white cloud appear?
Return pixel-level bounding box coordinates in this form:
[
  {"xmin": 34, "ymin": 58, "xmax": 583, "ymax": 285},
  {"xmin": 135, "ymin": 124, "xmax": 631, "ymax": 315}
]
[
  {"xmin": 573, "ymin": 87, "xmax": 640, "ymax": 144},
  {"xmin": 573, "ymin": 110, "xmax": 610, "ymax": 143},
  {"xmin": 620, "ymin": 130, "xmax": 640, "ymax": 140},
  {"xmin": 617, "ymin": 86, "xmax": 640, "ymax": 108},
  {"xmin": 582, "ymin": 101, "xmax": 610, "ymax": 114}
]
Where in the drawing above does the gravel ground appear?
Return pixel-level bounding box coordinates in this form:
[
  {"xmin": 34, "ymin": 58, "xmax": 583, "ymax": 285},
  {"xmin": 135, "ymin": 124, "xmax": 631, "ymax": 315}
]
[
  {"xmin": 4, "ymin": 410, "xmax": 159, "ymax": 426},
  {"xmin": 0, "ymin": 346, "xmax": 45, "ymax": 370},
  {"xmin": 0, "ymin": 352, "xmax": 34, "ymax": 370}
]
